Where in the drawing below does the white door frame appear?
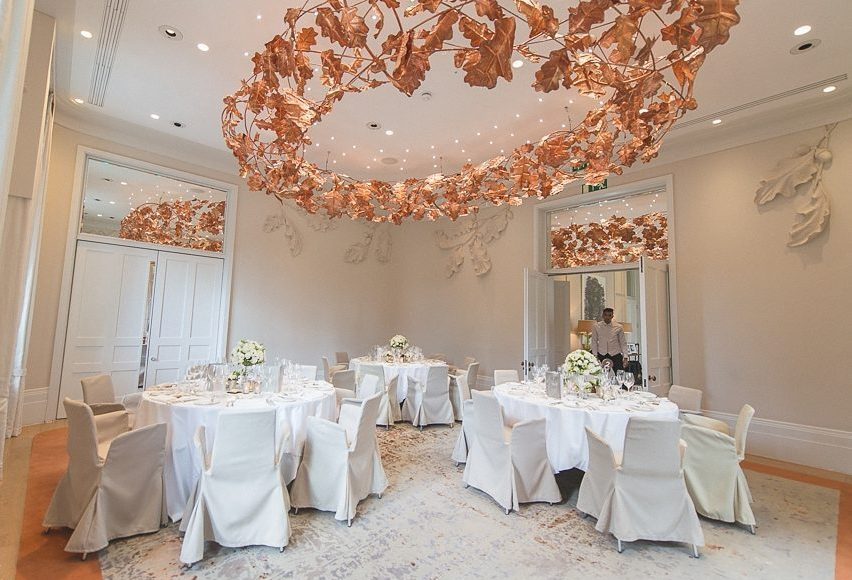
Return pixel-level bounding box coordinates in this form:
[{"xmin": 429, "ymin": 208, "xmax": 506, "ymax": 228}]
[
  {"xmin": 45, "ymin": 146, "xmax": 238, "ymax": 421},
  {"xmin": 532, "ymin": 174, "xmax": 679, "ymax": 384}
]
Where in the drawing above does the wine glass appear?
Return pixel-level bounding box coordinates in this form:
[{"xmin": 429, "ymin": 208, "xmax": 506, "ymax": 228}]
[{"xmin": 624, "ymin": 371, "xmax": 635, "ymax": 393}]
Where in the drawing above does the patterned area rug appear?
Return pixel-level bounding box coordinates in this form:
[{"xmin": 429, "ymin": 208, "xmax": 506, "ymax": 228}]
[{"xmin": 99, "ymin": 425, "xmax": 838, "ymax": 579}]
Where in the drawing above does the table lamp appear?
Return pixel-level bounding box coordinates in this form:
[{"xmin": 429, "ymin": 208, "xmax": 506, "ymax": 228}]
[{"xmin": 574, "ymin": 320, "xmax": 596, "ymax": 351}]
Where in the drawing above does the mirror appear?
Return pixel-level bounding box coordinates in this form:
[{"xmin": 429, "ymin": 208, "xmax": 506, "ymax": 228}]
[{"xmin": 80, "ymin": 158, "xmax": 227, "ymax": 253}]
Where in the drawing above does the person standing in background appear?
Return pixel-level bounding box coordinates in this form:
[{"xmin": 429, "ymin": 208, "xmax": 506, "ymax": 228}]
[{"xmin": 591, "ymin": 307, "xmax": 627, "ymax": 370}]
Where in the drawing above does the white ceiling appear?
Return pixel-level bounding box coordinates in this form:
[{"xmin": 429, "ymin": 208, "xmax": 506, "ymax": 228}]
[{"xmin": 36, "ymin": 0, "xmax": 852, "ymax": 182}]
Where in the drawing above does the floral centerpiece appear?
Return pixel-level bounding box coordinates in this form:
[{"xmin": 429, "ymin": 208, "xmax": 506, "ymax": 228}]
[
  {"xmin": 563, "ymin": 349, "xmax": 603, "ymax": 394},
  {"xmin": 389, "ymin": 334, "xmax": 409, "ymax": 351},
  {"xmin": 229, "ymin": 339, "xmax": 266, "ymax": 381}
]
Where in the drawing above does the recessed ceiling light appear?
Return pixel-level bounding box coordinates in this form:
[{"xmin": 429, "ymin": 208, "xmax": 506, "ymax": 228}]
[
  {"xmin": 712, "ymin": 118, "xmax": 722, "ymax": 125},
  {"xmin": 158, "ymin": 25, "xmax": 183, "ymax": 41},
  {"xmin": 109, "ymin": 200, "xmax": 116, "ymax": 204},
  {"xmin": 822, "ymin": 85, "xmax": 836, "ymax": 93},
  {"xmin": 80, "ymin": 30, "xmax": 93, "ymax": 39},
  {"xmin": 793, "ymin": 25, "xmax": 811, "ymax": 36},
  {"xmin": 197, "ymin": 43, "xmax": 209, "ymax": 52},
  {"xmin": 512, "ymin": 59, "xmax": 523, "ymax": 68},
  {"xmin": 150, "ymin": 113, "xmax": 160, "ymax": 119},
  {"xmin": 256, "ymin": 14, "xmax": 262, "ymax": 20},
  {"xmin": 120, "ymin": 181, "xmax": 127, "ymax": 185},
  {"xmin": 72, "ymin": 97, "xmax": 85, "ymax": 104},
  {"xmin": 790, "ymin": 39, "xmax": 821, "ymax": 54},
  {"xmin": 244, "ymin": 51, "xmax": 250, "ymax": 57},
  {"xmin": 97, "ymin": 213, "xmax": 103, "ymax": 217},
  {"xmin": 385, "ymin": 130, "xmax": 394, "ymax": 136}
]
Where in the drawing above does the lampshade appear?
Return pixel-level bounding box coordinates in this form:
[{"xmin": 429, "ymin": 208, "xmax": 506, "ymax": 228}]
[
  {"xmin": 575, "ymin": 320, "xmax": 596, "ymax": 334},
  {"xmin": 620, "ymin": 322, "xmax": 633, "ymax": 333}
]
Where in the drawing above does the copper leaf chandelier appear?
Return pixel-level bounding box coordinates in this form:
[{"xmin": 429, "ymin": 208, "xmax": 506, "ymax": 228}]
[
  {"xmin": 119, "ymin": 199, "xmax": 226, "ymax": 252},
  {"xmin": 223, "ymin": 0, "xmax": 740, "ymax": 224}
]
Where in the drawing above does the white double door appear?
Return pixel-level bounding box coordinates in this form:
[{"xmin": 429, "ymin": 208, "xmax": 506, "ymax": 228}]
[{"xmin": 57, "ymin": 241, "xmax": 224, "ymax": 417}]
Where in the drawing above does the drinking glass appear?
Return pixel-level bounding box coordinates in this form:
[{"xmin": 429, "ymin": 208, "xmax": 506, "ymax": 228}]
[{"xmin": 624, "ymin": 372, "xmax": 635, "ymax": 393}]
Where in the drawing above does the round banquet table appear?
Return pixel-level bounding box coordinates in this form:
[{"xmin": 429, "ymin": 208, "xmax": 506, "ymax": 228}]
[
  {"xmin": 135, "ymin": 382, "xmax": 336, "ymax": 521},
  {"xmin": 349, "ymin": 357, "xmax": 448, "ymax": 401},
  {"xmin": 492, "ymin": 382, "xmax": 679, "ymax": 472}
]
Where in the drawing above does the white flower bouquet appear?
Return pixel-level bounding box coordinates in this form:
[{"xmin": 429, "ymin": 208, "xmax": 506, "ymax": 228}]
[
  {"xmin": 389, "ymin": 334, "xmax": 409, "ymax": 350},
  {"xmin": 563, "ymin": 349, "xmax": 602, "ymax": 391},
  {"xmin": 230, "ymin": 339, "xmax": 266, "ymax": 371}
]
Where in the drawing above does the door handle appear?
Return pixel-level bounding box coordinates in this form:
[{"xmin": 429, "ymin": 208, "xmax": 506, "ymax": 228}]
[
  {"xmin": 649, "ymin": 375, "xmax": 657, "ymax": 381},
  {"xmin": 150, "ymin": 356, "xmax": 158, "ymax": 362}
]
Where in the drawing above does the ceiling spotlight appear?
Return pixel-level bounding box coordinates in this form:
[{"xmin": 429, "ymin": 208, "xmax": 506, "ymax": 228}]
[
  {"xmin": 790, "ymin": 38, "xmax": 821, "ymax": 54},
  {"xmin": 80, "ymin": 30, "xmax": 93, "ymax": 39},
  {"xmin": 120, "ymin": 181, "xmax": 127, "ymax": 185},
  {"xmin": 97, "ymin": 213, "xmax": 103, "ymax": 217},
  {"xmin": 793, "ymin": 25, "xmax": 811, "ymax": 36},
  {"xmin": 256, "ymin": 14, "xmax": 262, "ymax": 20},
  {"xmin": 512, "ymin": 59, "xmax": 524, "ymax": 68},
  {"xmin": 822, "ymin": 85, "xmax": 836, "ymax": 93},
  {"xmin": 150, "ymin": 113, "xmax": 160, "ymax": 119},
  {"xmin": 158, "ymin": 25, "xmax": 183, "ymax": 41},
  {"xmin": 72, "ymin": 97, "xmax": 85, "ymax": 104},
  {"xmin": 385, "ymin": 129, "xmax": 394, "ymax": 136},
  {"xmin": 244, "ymin": 51, "xmax": 250, "ymax": 57},
  {"xmin": 109, "ymin": 201, "xmax": 116, "ymax": 204},
  {"xmin": 712, "ymin": 118, "xmax": 722, "ymax": 125},
  {"xmin": 197, "ymin": 43, "xmax": 210, "ymax": 52}
]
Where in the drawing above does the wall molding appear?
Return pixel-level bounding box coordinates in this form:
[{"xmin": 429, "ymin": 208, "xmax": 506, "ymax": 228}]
[
  {"xmin": 704, "ymin": 410, "xmax": 851, "ymax": 476},
  {"xmin": 22, "ymin": 387, "xmax": 49, "ymax": 426}
]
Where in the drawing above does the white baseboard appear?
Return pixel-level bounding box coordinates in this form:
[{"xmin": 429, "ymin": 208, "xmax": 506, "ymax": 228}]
[
  {"xmin": 704, "ymin": 411, "xmax": 851, "ymax": 475},
  {"xmin": 22, "ymin": 387, "xmax": 49, "ymax": 426}
]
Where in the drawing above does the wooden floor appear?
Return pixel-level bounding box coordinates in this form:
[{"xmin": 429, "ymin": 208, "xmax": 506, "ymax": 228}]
[{"xmin": 1, "ymin": 422, "xmax": 850, "ymax": 579}]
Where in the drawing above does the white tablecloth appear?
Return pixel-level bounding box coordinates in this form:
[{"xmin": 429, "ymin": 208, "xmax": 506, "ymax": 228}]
[
  {"xmin": 135, "ymin": 383, "xmax": 336, "ymax": 521},
  {"xmin": 492, "ymin": 383, "xmax": 679, "ymax": 472},
  {"xmin": 349, "ymin": 357, "xmax": 448, "ymax": 401}
]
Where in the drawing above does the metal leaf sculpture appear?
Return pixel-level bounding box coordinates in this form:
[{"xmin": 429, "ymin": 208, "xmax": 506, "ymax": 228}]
[
  {"xmin": 434, "ymin": 206, "xmax": 512, "ymax": 276},
  {"xmin": 550, "ymin": 211, "xmax": 668, "ymax": 268},
  {"xmin": 223, "ymin": 0, "xmax": 740, "ymax": 224},
  {"xmin": 755, "ymin": 123, "xmax": 836, "ymax": 247},
  {"xmin": 119, "ymin": 199, "xmax": 225, "ymax": 252}
]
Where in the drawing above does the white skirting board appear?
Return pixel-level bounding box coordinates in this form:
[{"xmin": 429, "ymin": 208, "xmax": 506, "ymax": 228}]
[
  {"xmin": 704, "ymin": 411, "xmax": 852, "ymax": 476},
  {"xmin": 22, "ymin": 386, "xmax": 49, "ymax": 426}
]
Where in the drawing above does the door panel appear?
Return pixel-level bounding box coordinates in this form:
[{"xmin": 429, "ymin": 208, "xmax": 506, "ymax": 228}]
[
  {"xmin": 146, "ymin": 252, "xmax": 224, "ymax": 386},
  {"xmin": 57, "ymin": 241, "xmax": 157, "ymax": 417},
  {"xmin": 640, "ymin": 257, "xmax": 672, "ymax": 395},
  {"xmin": 524, "ymin": 268, "xmax": 554, "ymax": 375}
]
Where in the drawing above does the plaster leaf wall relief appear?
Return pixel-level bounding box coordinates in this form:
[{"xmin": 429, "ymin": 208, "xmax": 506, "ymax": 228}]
[
  {"xmin": 344, "ymin": 223, "xmax": 392, "ymax": 264},
  {"xmin": 263, "ymin": 203, "xmax": 304, "ymax": 257},
  {"xmin": 755, "ymin": 123, "xmax": 837, "ymax": 247},
  {"xmin": 434, "ymin": 207, "xmax": 513, "ymax": 277}
]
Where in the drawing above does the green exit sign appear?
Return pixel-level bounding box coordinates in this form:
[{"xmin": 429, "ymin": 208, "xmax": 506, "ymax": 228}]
[{"xmin": 582, "ymin": 180, "xmax": 608, "ymax": 193}]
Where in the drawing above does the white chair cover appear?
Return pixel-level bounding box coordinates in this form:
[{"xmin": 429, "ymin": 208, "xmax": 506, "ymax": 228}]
[
  {"xmin": 669, "ymin": 385, "xmax": 703, "ymax": 415},
  {"xmin": 296, "ymin": 364, "xmax": 318, "ymax": 380},
  {"xmin": 43, "ymin": 398, "xmax": 167, "ymax": 555},
  {"xmin": 358, "ymin": 364, "xmax": 400, "ymax": 427},
  {"xmin": 80, "ymin": 374, "xmax": 126, "ymax": 415},
  {"xmin": 462, "ymin": 391, "xmax": 560, "ymax": 513},
  {"xmin": 576, "ymin": 427, "xmax": 618, "ymax": 520},
  {"xmin": 402, "ymin": 365, "xmax": 453, "ymax": 428},
  {"xmin": 322, "ymin": 356, "xmax": 347, "ymax": 381},
  {"xmin": 591, "ymin": 417, "xmax": 704, "ymax": 550},
  {"xmin": 449, "ymin": 362, "xmax": 479, "ymax": 420},
  {"xmin": 179, "ymin": 409, "xmax": 291, "ymax": 564},
  {"xmin": 681, "ymin": 404, "xmax": 756, "ymax": 527},
  {"xmin": 333, "ymin": 370, "xmax": 357, "ymax": 417},
  {"xmin": 290, "ymin": 392, "xmax": 388, "ymax": 524},
  {"xmin": 493, "ymin": 370, "xmax": 519, "ymax": 386},
  {"xmin": 451, "ymin": 398, "xmax": 476, "ymax": 464}
]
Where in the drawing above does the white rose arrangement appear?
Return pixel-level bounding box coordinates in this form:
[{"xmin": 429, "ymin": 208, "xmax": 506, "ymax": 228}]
[
  {"xmin": 229, "ymin": 339, "xmax": 266, "ymax": 379},
  {"xmin": 389, "ymin": 334, "xmax": 409, "ymax": 350},
  {"xmin": 564, "ymin": 349, "xmax": 602, "ymax": 392}
]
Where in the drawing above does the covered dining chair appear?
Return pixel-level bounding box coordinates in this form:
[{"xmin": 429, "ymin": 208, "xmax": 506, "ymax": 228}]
[
  {"xmin": 322, "ymin": 356, "xmax": 347, "ymax": 382},
  {"xmin": 463, "ymin": 391, "xmax": 560, "ymax": 514},
  {"xmin": 335, "ymin": 351, "xmax": 350, "ymax": 365},
  {"xmin": 493, "ymin": 370, "xmax": 520, "ymax": 387},
  {"xmin": 332, "ymin": 370, "xmax": 358, "ymax": 417},
  {"xmin": 681, "ymin": 404, "xmax": 757, "ymax": 532},
  {"xmin": 359, "ymin": 364, "xmax": 400, "ymax": 428},
  {"xmin": 43, "ymin": 398, "xmax": 167, "ymax": 558},
  {"xmin": 451, "ymin": 398, "xmax": 476, "ymax": 465},
  {"xmin": 668, "ymin": 385, "xmax": 703, "ymax": 415},
  {"xmin": 290, "ymin": 392, "xmax": 387, "ymax": 526},
  {"xmin": 449, "ymin": 361, "xmax": 479, "ymax": 421},
  {"xmin": 80, "ymin": 374, "xmax": 126, "ymax": 415},
  {"xmin": 402, "ymin": 365, "xmax": 453, "ymax": 429},
  {"xmin": 581, "ymin": 417, "xmax": 704, "ymax": 556},
  {"xmin": 179, "ymin": 409, "xmax": 291, "ymax": 565}
]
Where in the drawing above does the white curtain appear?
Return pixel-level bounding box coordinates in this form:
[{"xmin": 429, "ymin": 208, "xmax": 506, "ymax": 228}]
[{"xmin": 0, "ymin": 91, "xmax": 53, "ymax": 479}]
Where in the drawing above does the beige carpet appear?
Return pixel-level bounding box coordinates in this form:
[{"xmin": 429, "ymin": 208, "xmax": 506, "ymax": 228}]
[{"xmin": 98, "ymin": 425, "xmax": 839, "ymax": 579}]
